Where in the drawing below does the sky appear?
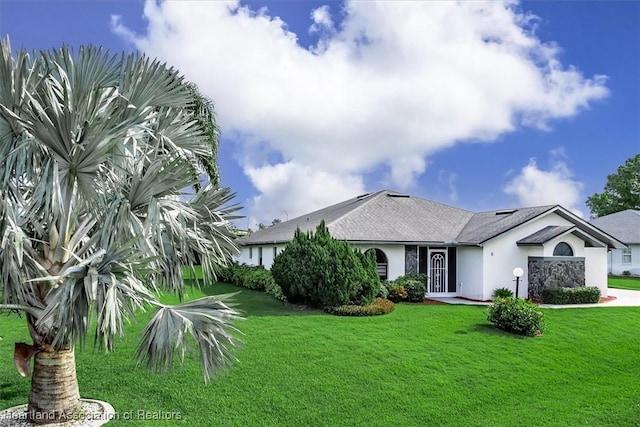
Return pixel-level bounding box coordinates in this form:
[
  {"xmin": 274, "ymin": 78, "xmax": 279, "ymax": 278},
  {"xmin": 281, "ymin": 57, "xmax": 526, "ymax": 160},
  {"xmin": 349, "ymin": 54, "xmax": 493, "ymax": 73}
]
[{"xmin": 1, "ymin": 0, "xmax": 638, "ymax": 227}]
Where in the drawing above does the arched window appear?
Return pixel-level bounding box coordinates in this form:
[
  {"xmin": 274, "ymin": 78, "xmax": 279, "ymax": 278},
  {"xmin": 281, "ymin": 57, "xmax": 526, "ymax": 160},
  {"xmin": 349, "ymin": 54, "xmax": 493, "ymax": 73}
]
[
  {"xmin": 553, "ymin": 242, "xmax": 574, "ymax": 256},
  {"xmin": 366, "ymin": 248, "xmax": 388, "ymax": 280}
]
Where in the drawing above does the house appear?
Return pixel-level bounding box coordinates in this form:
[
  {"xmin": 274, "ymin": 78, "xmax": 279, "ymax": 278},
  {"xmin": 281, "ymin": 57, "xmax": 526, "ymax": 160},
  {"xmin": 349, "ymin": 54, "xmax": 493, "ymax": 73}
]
[
  {"xmin": 589, "ymin": 209, "xmax": 640, "ymax": 275},
  {"xmin": 237, "ymin": 190, "xmax": 625, "ymax": 300}
]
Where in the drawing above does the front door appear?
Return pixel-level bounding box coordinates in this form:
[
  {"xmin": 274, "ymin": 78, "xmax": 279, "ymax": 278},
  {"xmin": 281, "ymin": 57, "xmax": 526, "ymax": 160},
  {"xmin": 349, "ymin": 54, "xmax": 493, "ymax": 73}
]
[{"xmin": 429, "ymin": 249, "xmax": 447, "ymax": 295}]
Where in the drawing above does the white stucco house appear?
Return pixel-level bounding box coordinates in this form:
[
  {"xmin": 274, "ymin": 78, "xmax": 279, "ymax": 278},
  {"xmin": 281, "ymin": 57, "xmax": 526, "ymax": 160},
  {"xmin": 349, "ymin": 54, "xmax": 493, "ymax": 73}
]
[
  {"xmin": 589, "ymin": 209, "xmax": 640, "ymax": 276},
  {"xmin": 237, "ymin": 190, "xmax": 625, "ymax": 300}
]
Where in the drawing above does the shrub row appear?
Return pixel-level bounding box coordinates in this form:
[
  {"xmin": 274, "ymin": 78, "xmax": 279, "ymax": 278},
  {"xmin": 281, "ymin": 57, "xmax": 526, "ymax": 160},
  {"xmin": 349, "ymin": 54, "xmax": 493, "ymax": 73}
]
[
  {"xmin": 541, "ymin": 286, "xmax": 600, "ymax": 304},
  {"xmin": 325, "ymin": 298, "xmax": 395, "ymax": 316},
  {"xmin": 218, "ymin": 263, "xmax": 286, "ymax": 302},
  {"xmin": 487, "ymin": 297, "xmax": 545, "ymax": 337}
]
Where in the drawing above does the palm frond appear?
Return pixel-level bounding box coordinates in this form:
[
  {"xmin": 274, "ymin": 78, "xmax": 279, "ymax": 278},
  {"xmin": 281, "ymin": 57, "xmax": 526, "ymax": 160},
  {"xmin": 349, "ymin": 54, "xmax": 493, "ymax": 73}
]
[{"xmin": 137, "ymin": 295, "xmax": 243, "ymax": 382}]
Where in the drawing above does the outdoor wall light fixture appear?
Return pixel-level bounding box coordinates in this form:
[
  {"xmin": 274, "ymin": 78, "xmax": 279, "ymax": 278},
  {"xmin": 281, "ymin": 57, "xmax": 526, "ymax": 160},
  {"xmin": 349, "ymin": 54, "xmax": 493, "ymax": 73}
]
[{"xmin": 513, "ymin": 267, "xmax": 524, "ymax": 299}]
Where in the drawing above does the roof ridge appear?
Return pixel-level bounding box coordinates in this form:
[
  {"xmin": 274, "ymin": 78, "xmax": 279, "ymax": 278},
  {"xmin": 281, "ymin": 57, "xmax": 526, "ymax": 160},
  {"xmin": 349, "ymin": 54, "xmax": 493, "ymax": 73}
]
[
  {"xmin": 326, "ymin": 189, "xmax": 390, "ymax": 227},
  {"xmin": 473, "ymin": 204, "xmax": 558, "ymax": 214}
]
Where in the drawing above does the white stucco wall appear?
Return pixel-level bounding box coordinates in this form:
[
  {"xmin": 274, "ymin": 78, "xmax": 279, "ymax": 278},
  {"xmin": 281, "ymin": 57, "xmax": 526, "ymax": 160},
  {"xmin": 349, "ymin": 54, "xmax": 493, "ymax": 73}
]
[
  {"xmin": 456, "ymin": 246, "xmax": 484, "ymax": 300},
  {"xmin": 352, "ymin": 243, "xmax": 406, "ymax": 280},
  {"xmin": 482, "ymin": 212, "xmax": 578, "ymax": 301},
  {"xmin": 585, "ymin": 247, "xmax": 608, "ymax": 297},
  {"xmin": 542, "ymin": 233, "xmax": 586, "ymax": 257},
  {"xmin": 236, "ymin": 245, "xmax": 253, "ymax": 266},
  {"xmin": 236, "ymin": 244, "xmax": 283, "ymax": 269},
  {"xmin": 609, "ymin": 245, "xmax": 640, "ymax": 276}
]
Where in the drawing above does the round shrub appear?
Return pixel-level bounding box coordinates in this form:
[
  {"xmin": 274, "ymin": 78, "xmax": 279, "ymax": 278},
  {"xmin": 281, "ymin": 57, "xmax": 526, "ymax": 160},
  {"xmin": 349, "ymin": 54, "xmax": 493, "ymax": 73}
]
[
  {"xmin": 487, "ymin": 297, "xmax": 545, "ymax": 337},
  {"xmin": 387, "ymin": 284, "xmax": 407, "ymax": 302},
  {"xmin": 393, "ymin": 273, "xmax": 427, "ymax": 302}
]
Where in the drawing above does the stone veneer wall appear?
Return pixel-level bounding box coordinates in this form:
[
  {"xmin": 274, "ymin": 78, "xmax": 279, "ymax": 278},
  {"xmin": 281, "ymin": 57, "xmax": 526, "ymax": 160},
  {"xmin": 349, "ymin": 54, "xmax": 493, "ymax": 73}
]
[
  {"xmin": 527, "ymin": 256, "xmax": 585, "ymax": 301},
  {"xmin": 405, "ymin": 245, "xmax": 418, "ymax": 275}
]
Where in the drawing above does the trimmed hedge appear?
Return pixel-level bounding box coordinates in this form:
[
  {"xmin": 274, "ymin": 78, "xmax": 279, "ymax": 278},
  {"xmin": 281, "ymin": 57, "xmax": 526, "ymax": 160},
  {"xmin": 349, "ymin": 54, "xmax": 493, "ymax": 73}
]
[
  {"xmin": 541, "ymin": 286, "xmax": 601, "ymax": 304},
  {"xmin": 325, "ymin": 298, "xmax": 395, "ymax": 316},
  {"xmin": 218, "ymin": 263, "xmax": 286, "ymax": 302},
  {"xmin": 487, "ymin": 297, "xmax": 545, "ymax": 337}
]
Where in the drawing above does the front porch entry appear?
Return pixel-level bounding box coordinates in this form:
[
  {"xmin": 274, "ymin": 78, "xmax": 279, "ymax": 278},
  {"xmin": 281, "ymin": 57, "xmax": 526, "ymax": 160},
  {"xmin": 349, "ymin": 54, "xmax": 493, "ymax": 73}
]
[{"xmin": 419, "ymin": 247, "xmax": 457, "ymax": 296}]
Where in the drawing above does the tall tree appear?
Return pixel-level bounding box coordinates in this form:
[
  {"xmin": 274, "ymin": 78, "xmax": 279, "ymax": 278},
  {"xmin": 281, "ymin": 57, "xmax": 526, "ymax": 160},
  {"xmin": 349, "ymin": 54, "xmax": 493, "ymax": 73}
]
[
  {"xmin": 587, "ymin": 154, "xmax": 640, "ymax": 217},
  {"xmin": 0, "ymin": 39, "xmax": 242, "ymax": 422}
]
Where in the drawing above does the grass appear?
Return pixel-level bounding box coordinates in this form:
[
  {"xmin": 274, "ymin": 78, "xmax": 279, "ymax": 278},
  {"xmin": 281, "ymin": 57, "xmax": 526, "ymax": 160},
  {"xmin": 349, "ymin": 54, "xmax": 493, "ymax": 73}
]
[
  {"xmin": 1, "ymin": 284, "xmax": 639, "ymax": 426},
  {"xmin": 609, "ymin": 275, "xmax": 640, "ymax": 290}
]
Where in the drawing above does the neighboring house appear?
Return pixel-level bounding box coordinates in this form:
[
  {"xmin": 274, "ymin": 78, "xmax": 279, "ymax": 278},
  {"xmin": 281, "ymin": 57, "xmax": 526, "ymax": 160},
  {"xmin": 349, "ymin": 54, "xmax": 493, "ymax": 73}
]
[
  {"xmin": 589, "ymin": 209, "xmax": 640, "ymax": 275},
  {"xmin": 237, "ymin": 190, "xmax": 625, "ymax": 300}
]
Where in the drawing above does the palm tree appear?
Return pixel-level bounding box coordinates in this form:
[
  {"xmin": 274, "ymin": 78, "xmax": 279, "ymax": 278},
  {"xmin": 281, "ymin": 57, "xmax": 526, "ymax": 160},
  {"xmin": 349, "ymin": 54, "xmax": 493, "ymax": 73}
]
[{"xmin": 0, "ymin": 39, "xmax": 242, "ymax": 423}]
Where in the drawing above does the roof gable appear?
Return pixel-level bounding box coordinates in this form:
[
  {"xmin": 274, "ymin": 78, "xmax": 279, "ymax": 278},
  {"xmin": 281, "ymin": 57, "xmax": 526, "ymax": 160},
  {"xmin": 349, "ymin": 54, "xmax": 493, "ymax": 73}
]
[
  {"xmin": 455, "ymin": 206, "xmax": 556, "ymax": 244},
  {"xmin": 516, "ymin": 225, "xmax": 574, "ymax": 245},
  {"xmin": 516, "ymin": 225, "xmax": 608, "ymax": 248}
]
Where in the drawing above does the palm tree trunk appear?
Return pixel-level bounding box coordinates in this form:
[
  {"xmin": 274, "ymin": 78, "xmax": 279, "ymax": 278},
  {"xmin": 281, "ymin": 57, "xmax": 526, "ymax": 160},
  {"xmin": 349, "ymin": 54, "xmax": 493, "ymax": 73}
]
[{"xmin": 27, "ymin": 347, "xmax": 81, "ymax": 424}]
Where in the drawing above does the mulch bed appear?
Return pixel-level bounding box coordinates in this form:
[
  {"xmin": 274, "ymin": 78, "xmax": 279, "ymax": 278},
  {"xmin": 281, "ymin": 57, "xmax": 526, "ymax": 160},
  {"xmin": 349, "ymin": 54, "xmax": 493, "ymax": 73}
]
[{"xmin": 423, "ymin": 299, "xmax": 446, "ymax": 305}]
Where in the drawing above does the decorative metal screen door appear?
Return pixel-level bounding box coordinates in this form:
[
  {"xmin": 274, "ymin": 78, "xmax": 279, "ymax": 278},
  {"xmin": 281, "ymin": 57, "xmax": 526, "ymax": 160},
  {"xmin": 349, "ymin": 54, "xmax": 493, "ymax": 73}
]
[{"xmin": 429, "ymin": 250, "xmax": 447, "ymax": 294}]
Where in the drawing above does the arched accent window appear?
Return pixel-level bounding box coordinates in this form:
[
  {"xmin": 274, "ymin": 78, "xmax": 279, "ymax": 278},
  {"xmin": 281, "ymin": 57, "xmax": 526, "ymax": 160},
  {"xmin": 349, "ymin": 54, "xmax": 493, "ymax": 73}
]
[
  {"xmin": 366, "ymin": 248, "xmax": 388, "ymax": 280},
  {"xmin": 553, "ymin": 242, "xmax": 574, "ymax": 256}
]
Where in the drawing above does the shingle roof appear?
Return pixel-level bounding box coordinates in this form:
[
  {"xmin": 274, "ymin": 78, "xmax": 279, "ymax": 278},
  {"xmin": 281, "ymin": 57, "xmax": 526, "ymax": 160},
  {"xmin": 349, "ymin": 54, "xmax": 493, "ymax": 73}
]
[
  {"xmin": 455, "ymin": 206, "xmax": 557, "ymax": 244},
  {"xmin": 589, "ymin": 209, "xmax": 640, "ymax": 244},
  {"xmin": 239, "ymin": 190, "xmax": 474, "ymax": 244},
  {"xmin": 516, "ymin": 225, "xmax": 575, "ymax": 245},
  {"xmin": 239, "ymin": 190, "xmax": 626, "ymax": 249}
]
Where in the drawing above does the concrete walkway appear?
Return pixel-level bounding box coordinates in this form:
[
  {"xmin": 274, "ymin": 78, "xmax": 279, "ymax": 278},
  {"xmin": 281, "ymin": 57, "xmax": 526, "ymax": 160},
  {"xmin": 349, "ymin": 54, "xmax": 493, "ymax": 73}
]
[{"xmin": 428, "ymin": 288, "xmax": 640, "ymax": 308}]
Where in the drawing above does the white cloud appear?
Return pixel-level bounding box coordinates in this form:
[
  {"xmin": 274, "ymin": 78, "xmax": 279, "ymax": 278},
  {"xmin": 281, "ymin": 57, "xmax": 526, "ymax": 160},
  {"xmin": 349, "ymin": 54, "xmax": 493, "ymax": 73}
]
[
  {"xmin": 310, "ymin": 5, "xmax": 334, "ymax": 34},
  {"xmin": 503, "ymin": 156, "xmax": 584, "ymax": 216},
  {"xmin": 113, "ymin": 0, "xmax": 607, "ymax": 222},
  {"xmin": 439, "ymin": 170, "xmax": 459, "ymax": 202},
  {"xmin": 244, "ymin": 162, "xmax": 365, "ymax": 228}
]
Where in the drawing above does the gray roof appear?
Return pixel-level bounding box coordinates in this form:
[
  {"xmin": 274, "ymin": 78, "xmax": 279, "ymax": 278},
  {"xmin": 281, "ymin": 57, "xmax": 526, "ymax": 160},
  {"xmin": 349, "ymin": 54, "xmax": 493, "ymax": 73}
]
[
  {"xmin": 240, "ymin": 190, "xmax": 626, "ymax": 249},
  {"xmin": 515, "ymin": 225, "xmax": 610, "ymax": 248},
  {"xmin": 455, "ymin": 206, "xmax": 556, "ymax": 244},
  {"xmin": 240, "ymin": 190, "xmax": 474, "ymax": 244},
  {"xmin": 516, "ymin": 225, "xmax": 575, "ymax": 245},
  {"xmin": 589, "ymin": 210, "xmax": 640, "ymax": 244}
]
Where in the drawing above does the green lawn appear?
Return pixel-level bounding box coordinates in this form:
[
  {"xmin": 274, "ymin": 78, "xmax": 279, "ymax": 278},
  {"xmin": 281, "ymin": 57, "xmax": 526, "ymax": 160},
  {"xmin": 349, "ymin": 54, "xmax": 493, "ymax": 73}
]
[
  {"xmin": 1, "ymin": 284, "xmax": 639, "ymax": 426},
  {"xmin": 609, "ymin": 275, "xmax": 640, "ymax": 291}
]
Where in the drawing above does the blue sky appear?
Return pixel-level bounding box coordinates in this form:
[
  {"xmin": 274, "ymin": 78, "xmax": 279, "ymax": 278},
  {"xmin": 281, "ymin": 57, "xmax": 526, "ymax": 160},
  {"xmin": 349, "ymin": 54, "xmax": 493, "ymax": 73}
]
[{"xmin": 1, "ymin": 1, "xmax": 638, "ymax": 225}]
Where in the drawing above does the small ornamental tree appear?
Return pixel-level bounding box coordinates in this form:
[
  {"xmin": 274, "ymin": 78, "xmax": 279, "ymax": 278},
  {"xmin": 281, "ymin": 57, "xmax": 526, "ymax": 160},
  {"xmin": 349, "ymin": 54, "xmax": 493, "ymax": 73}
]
[
  {"xmin": 271, "ymin": 221, "xmax": 380, "ymax": 307},
  {"xmin": 0, "ymin": 40, "xmax": 242, "ymax": 422}
]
